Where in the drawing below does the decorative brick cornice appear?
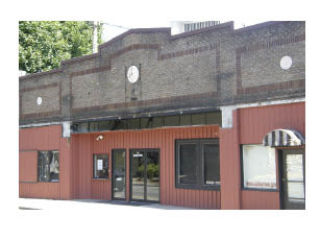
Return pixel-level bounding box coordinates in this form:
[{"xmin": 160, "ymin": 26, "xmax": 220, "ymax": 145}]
[
  {"xmin": 61, "ymin": 53, "xmax": 99, "ymax": 66},
  {"xmin": 20, "ymin": 82, "xmax": 58, "ymax": 93},
  {"xmin": 158, "ymin": 43, "xmax": 217, "ymax": 60},
  {"xmin": 19, "ymin": 69, "xmax": 63, "ymax": 82},
  {"xmin": 170, "ymin": 21, "xmax": 233, "ymax": 40},
  {"xmin": 98, "ymin": 28, "xmax": 170, "ymax": 50},
  {"xmin": 70, "ymin": 65, "xmax": 111, "ymax": 78}
]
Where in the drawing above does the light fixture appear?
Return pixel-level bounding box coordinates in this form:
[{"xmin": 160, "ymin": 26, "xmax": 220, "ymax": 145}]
[{"xmin": 96, "ymin": 134, "xmax": 104, "ymax": 141}]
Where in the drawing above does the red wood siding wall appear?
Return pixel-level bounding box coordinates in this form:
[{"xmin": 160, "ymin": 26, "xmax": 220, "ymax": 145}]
[
  {"xmin": 19, "ymin": 102, "xmax": 304, "ymax": 209},
  {"xmin": 219, "ymin": 102, "xmax": 305, "ymax": 209},
  {"xmin": 19, "ymin": 151, "xmax": 38, "ymax": 182},
  {"xmin": 219, "ymin": 110, "xmax": 241, "ymax": 209},
  {"xmin": 239, "ymin": 102, "xmax": 305, "ymax": 144},
  {"xmin": 71, "ymin": 125, "xmax": 221, "ymax": 209},
  {"xmin": 19, "ymin": 125, "xmax": 72, "ymax": 199}
]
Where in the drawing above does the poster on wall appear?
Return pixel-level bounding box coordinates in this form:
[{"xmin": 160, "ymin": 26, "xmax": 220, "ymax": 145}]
[{"xmin": 97, "ymin": 159, "xmax": 103, "ymax": 170}]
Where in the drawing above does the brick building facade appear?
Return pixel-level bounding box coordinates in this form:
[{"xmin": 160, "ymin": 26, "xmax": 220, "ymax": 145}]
[{"xmin": 19, "ymin": 21, "xmax": 305, "ymax": 209}]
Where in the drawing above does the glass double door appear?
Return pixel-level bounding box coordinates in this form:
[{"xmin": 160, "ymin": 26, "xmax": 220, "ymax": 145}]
[
  {"xmin": 130, "ymin": 149, "xmax": 160, "ymax": 202},
  {"xmin": 280, "ymin": 149, "xmax": 305, "ymax": 209}
]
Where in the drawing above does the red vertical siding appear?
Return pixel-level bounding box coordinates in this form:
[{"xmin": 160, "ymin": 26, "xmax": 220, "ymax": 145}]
[
  {"xmin": 241, "ymin": 191, "xmax": 280, "ymax": 209},
  {"xmin": 239, "ymin": 102, "xmax": 305, "ymax": 144},
  {"xmin": 19, "ymin": 125, "xmax": 72, "ymax": 199},
  {"xmin": 220, "ymin": 110, "xmax": 241, "ymax": 209},
  {"xmin": 19, "ymin": 151, "xmax": 37, "ymax": 182},
  {"xmin": 71, "ymin": 125, "xmax": 221, "ymax": 209}
]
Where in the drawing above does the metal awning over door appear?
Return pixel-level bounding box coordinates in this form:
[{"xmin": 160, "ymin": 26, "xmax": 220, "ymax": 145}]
[{"xmin": 262, "ymin": 129, "xmax": 305, "ymax": 147}]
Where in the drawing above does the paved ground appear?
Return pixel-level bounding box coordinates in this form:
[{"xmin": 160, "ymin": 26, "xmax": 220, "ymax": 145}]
[{"xmin": 18, "ymin": 198, "xmax": 191, "ymax": 210}]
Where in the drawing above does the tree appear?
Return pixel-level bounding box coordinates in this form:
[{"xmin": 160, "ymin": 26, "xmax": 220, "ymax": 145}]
[{"xmin": 19, "ymin": 21, "xmax": 102, "ymax": 74}]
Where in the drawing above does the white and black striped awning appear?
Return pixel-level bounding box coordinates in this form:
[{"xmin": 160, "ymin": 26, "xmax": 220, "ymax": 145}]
[{"xmin": 263, "ymin": 129, "xmax": 305, "ymax": 147}]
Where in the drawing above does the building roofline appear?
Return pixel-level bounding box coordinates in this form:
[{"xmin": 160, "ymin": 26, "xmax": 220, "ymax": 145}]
[
  {"xmin": 98, "ymin": 27, "xmax": 171, "ymax": 50},
  {"xmin": 233, "ymin": 21, "xmax": 299, "ymax": 34},
  {"xmin": 19, "ymin": 68, "xmax": 63, "ymax": 81},
  {"xmin": 19, "ymin": 21, "xmax": 302, "ymax": 81}
]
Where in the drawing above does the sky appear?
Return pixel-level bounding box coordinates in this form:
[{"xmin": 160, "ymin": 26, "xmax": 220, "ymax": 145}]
[{"xmin": 101, "ymin": 19, "xmax": 261, "ymax": 42}]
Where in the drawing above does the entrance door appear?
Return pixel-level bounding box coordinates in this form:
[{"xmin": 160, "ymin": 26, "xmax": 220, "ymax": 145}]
[
  {"xmin": 130, "ymin": 149, "xmax": 160, "ymax": 202},
  {"xmin": 280, "ymin": 149, "xmax": 305, "ymax": 209},
  {"xmin": 112, "ymin": 149, "xmax": 126, "ymax": 200}
]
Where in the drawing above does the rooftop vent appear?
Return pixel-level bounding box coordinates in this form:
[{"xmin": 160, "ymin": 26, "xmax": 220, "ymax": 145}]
[{"xmin": 171, "ymin": 21, "xmax": 221, "ymax": 35}]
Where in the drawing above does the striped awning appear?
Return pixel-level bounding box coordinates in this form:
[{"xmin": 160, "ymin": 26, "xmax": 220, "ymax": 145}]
[{"xmin": 263, "ymin": 129, "xmax": 305, "ymax": 147}]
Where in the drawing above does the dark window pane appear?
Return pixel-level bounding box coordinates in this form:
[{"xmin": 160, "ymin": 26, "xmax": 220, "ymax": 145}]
[
  {"xmin": 151, "ymin": 117, "xmax": 163, "ymax": 128},
  {"xmin": 78, "ymin": 122, "xmax": 89, "ymax": 133},
  {"xmin": 127, "ymin": 119, "xmax": 140, "ymax": 129},
  {"xmin": 94, "ymin": 154, "xmax": 109, "ymax": 179},
  {"xmin": 180, "ymin": 114, "xmax": 192, "ymax": 126},
  {"xmin": 164, "ymin": 115, "xmax": 180, "ymax": 126},
  {"xmin": 205, "ymin": 112, "xmax": 222, "ymax": 125},
  {"xmin": 140, "ymin": 118, "xmax": 152, "ymax": 129},
  {"xmin": 89, "ymin": 122, "xmax": 99, "ymax": 132},
  {"xmin": 203, "ymin": 144, "xmax": 220, "ymax": 185},
  {"xmin": 178, "ymin": 144, "xmax": 197, "ymax": 184},
  {"xmin": 191, "ymin": 113, "xmax": 206, "ymax": 125},
  {"xmin": 98, "ymin": 121, "xmax": 113, "ymax": 131}
]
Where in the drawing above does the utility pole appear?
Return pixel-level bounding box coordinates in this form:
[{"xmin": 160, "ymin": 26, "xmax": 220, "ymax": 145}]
[{"xmin": 92, "ymin": 21, "xmax": 98, "ymax": 53}]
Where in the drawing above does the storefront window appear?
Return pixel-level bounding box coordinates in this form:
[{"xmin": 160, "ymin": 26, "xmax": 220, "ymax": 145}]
[
  {"xmin": 93, "ymin": 154, "xmax": 109, "ymax": 179},
  {"xmin": 242, "ymin": 145, "xmax": 276, "ymax": 190},
  {"xmin": 38, "ymin": 151, "xmax": 59, "ymax": 182},
  {"xmin": 176, "ymin": 139, "xmax": 220, "ymax": 189}
]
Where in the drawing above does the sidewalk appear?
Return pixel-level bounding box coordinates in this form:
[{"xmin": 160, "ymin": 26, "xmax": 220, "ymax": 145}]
[{"xmin": 18, "ymin": 198, "xmax": 191, "ymax": 210}]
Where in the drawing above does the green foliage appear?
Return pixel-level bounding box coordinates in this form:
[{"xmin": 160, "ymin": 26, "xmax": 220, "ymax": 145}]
[
  {"xmin": 19, "ymin": 21, "xmax": 102, "ymax": 73},
  {"xmin": 137, "ymin": 163, "xmax": 159, "ymax": 181}
]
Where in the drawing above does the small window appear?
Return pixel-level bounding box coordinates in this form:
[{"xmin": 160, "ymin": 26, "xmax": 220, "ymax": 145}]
[
  {"xmin": 175, "ymin": 139, "xmax": 220, "ymax": 189},
  {"xmin": 93, "ymin": 154, "xmax": 109, "ymax": 179},
  {"xmin": 38, "ymin": 151, "xmax": 59, "ymax": 182},
  {"xmin": 242, "ymin": 145, "xmax": 276, "ymax": 190}
]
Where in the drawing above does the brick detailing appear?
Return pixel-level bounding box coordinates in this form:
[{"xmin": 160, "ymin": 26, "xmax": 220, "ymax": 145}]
[
  {"xmin": 69, "ymin": 43, "xmax": 220, "ymax": 114},
  {"xmin": 70, "ymin": 65, "xmax": 111, "ymax": 78},
  {"xmin": 61, "ymin": 53, "xmax": 99, "ymax": 66},
  {"xmin": 158, "ymin": 44, "xmax": 217, "ymax": 60},
  {"xmin": 236, "ymin": 34, "xmax": 305, "ymax": 94},
  {"xmin": 20, "ymin": 82, "xmax": 62, "ymax": 119},
  {"xmin": 20, "ymin": 82, "xmax": 58, "ymax": 92},
  {"xmin": 19, "ymin": 69, "xmax": 63, "ymax": 82}
]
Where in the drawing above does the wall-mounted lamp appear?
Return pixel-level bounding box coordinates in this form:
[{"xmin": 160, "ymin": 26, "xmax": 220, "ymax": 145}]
[{"xmin": 96, "ymin": 134, "xmax": 104, "ymax": 141}]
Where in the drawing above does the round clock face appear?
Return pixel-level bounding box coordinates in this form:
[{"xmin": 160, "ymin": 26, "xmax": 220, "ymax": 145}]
[
  {"xmin": 36, "ymin": 96, "xmax": 42, "ymax": 105},
  {"xmin": 280, "ymin": 56, "xmax": 293, "ymax": 70},
  {"xmin": 127, "ymin": 65, "xmax": 139, "ymax": 83}
]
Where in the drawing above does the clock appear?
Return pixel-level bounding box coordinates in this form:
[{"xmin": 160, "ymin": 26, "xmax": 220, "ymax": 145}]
[
  {"xmin": 280, "ymin": 56, "xmax": 293, "ymax": 70},
  {"xmin": 127, "ymin": 65, "xmax": 139, "ymax": 83}
]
